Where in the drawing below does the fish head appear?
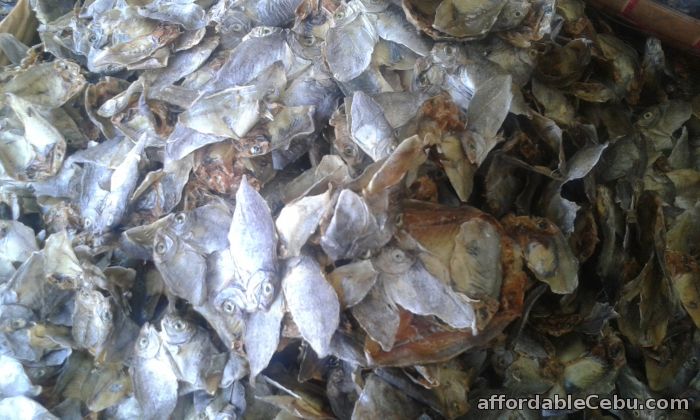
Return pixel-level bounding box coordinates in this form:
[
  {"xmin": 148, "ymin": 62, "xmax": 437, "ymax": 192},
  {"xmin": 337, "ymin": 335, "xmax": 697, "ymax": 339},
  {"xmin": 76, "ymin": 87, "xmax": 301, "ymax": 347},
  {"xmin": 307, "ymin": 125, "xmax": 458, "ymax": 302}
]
[
  {"xmin": 76, "ymin": 288, "xmax": 113, "ymax": 323},
  {"xmin": 373, "ymin": 246, "xmax": 415, "ymax": 275},
  {"xmin": 161, "ymin": 313, "xmax": 196, "ymax": 345},
  {"xmin": 153, "ymin": 228, "xmax": 178, "ymax": 263},
  {"xmin": 135, "ymin": 323, "xmax": 161, "ymax": 359},
  {"xmin": 214, "ymin": 285, "xmax": 247, "ymax": 316},
  {"xmin": 330, "ymin": 1, "xmax": 361, "ymax": 28},
  {"xmin": 431, "ymin": 43, "xmax": 466, "ymax": 68},
  {"xmin": 247, "ymin": 270, "xmax": 278, "ymax": 311}
]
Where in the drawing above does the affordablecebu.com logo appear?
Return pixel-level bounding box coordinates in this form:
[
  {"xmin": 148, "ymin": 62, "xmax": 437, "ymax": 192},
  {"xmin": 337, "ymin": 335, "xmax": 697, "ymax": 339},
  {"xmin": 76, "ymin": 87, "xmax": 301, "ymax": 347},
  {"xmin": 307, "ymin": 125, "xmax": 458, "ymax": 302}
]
[{"xmin": 477, "ymin": 394, "xmax": 691, "ymax": 411}]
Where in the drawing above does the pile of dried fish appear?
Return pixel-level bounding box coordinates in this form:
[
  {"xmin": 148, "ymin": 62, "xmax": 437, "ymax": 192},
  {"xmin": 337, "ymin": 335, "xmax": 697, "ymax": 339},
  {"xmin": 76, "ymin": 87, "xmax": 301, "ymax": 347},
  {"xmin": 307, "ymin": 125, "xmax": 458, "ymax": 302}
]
[{"xmin": 0, "ymin": 0, "xmax": 699, "ymax": 418}]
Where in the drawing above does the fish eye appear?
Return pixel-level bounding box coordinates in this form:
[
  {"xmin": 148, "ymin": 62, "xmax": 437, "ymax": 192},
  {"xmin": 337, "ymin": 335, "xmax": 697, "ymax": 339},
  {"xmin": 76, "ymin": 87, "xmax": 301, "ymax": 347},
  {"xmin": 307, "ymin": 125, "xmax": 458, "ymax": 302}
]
[
  {"xmin": 231, "ymin": 23, "xmax": 243, "ymax": 32},
  {"xmin": 261, "ymin": 28, "xmax": 271, "ymax": 36},
  {"xmin": 155, "ymin": 240, "xmax": 167, "ymax": 255},
  {"xmin": 222, "ymin": 300, "xmax": 237, "ymax": 314},
  {"xmin": 514, "ymin": 11, "xmax": 523, "ymax": 18},
  {"xmin": 35, "ymin": 368, "xmax": 46, "ymax": 377},
  {"xmin": 11, "ymin": 319, "xmax": 25, "ymax": 329},
  {"xmin": 537, "ymin": 220, "xmax": 549, "ymax": 230},
  {"xmin": 88, "ymin": 34, "xmax": 97, "ymax": 43},
  {"xmin": 175, "ymin": 213, "xmax": 186, "ymax": 225},
  {"xmin": 335, "ymin": 11, "xmax": 345, "ymax": 20},
  {"xmin": 138, "ymin": 337, "xmax": 148, "ymax": 348},
  {"xmin": 84, "ymin": 218, "xmax": 92, "ymax": 228},
  {"xmin": 100, "ymin": 310, "xmax": 112, "ymax": 322},
  {"xmin": 444, "ymin": 45, "xmax": 454, "ymax": 55},
  {"xmin": 392, "ymin": 249, "xmax": 405, "ymax": 262},
  {"xmin": 250, "ymin": 145, "xmax": 263, "ymax": 155},
  {"xmin": 342, "ymin": 145, "xmax": 356, "ymax": 157},
  {"xmin": 174, "ymin": 320, "xmax": 185, "ymax": 330},
  {"xmin": 262, "ymin": 282, "xmax": 274, "ymax": 297},
  {"xmin": 643, "ymin": 111, "xmax": 654, "ymax": 120}
]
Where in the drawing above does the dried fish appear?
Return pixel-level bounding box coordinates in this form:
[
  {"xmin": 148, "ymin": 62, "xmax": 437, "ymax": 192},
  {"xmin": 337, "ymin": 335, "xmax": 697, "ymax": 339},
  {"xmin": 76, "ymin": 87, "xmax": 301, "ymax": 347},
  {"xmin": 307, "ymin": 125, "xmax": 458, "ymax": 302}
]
[
  {"xmin": 160, "ymin": 313, "xmax": 227, "ymax": 394},
  {"xmin": 0, "ymin": 0, "xmax": 697, "ymax": 416},
  {"xmin": 282, "ymin": 254, "xmax": 340, "ymax": 357},
  {"xmin": 226, "ymin": 176, "xmax": 279, "ymax": 312},
  {"xmin": 130, "ymin": 323, "xmax": 178, "ymax": 420}
]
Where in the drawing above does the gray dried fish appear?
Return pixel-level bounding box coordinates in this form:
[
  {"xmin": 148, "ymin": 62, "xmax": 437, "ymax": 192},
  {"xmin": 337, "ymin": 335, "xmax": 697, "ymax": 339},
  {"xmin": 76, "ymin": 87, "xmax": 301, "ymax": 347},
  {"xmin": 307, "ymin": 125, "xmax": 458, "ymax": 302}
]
[
  {"xmin": 160, "ymin": 313, "xmax": 227, "ymax": 394},
  {"xmin": 211, "ymin": 27, "xmax": 291, "ymax": 90},
  {"xmin": 244, "ymin": 291, "xmax": 284, "ymax": 380},
  {"xmin": 130, "ymin": 323, "xmax": 178, "ymax": 420},
  {"xmin": 463, "ymin": 74, "xmax": 513, "ymax": 165},
  {"xmin": 180, "ymin": 86, "xmax": 261, "ymax": 139},
  {"xmin": 376, "ymin": 246, "xmax": 477, "ymax": 332},
  {"xmin": 329, "ymin": 260, "xmax": 378, "ymax": 308},
  {"xmin": 320, "ymin": 189, "xmax": 389, "ymax": 261},
  {"xmin": 3, "ymin": 60, "xmax": 85, "ymax": 108},
  {"xmin": 153, "ymin": 227, "xmax": 208, "ymax": 305},
  {"xmin": 169, "ymin": 202, "xmax": 232, "ymax": 254},
  {"xmin": 282, "ymin": 254, "xmax": 340, "ymax": 357},
  {"xmin": 325, "ymin": 3, "xmax": 377, "ymax": 82},
  {"xmin": 227, "ymin": 176, "xmax": 279, "ymax": 312},
  {"xmin": 89, "ymin": 134, "xmax": 146, "ymax": 233},
  {"xmin": 5, "ymin": 93, "xmax": 66, "ymax": 179},
  {"xmin": 276, "ymin": 190, "xmax": 331, "ymax": 258},
  {"xmin": 350, "ymin": 91, "xmax": 395, "ymax": 161},
  {"xmin": 351, "ymin": 286, "xmax": 399, "ymax": 351},
  {"xmin": 71, "ymin": 288, "xmax": 113, "ymax": 357},
  {"xmin": 137, "ymin": 0, "xmax": 208, "ymax": 31}
]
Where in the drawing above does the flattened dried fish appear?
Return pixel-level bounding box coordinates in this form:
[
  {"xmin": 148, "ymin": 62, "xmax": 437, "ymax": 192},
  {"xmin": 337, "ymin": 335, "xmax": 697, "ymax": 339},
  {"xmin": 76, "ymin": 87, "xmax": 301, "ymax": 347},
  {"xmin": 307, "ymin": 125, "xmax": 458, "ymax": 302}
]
[
  {"xmin": 377, "ymin": 246, "xmax": 477, "ymax": 332},
  {"xmin": 180, "ymin": 86, "xmax": 261, "ymax": 139},
  {"xmin": 130, "ymin": 324, "xmax": 178, "ymax": 420},
  {"xmin": 72, "ymin": 288, "xmax": 113, "ymax": 357},
  {"xmin": 245, "ymin": 292, "xmax": 284, "ymax": 379},
  {"xmin": 154, "ymin": 227, "xmax": 208, "ymax": 305},
  {"xmin": 282, "ymin": 254, "xmax": 340, "ymax": 357},
  {"xmin": 227, "ymin": 176, "xmax": 279, "ymax": 312},
  {"xmin": 4, "ymin": 0, "xmax": 700, "ymax": 416},
  {"xmin": 276, "ymin": 190, "xmax": 331, "ymax": 258},
  {"xmin": 325, "ymin": 4, "xmax": 377, "ymax": 82},
  {"xmin": 160, "ymin": 313, "xmax": 227, "ymax": 393}
]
